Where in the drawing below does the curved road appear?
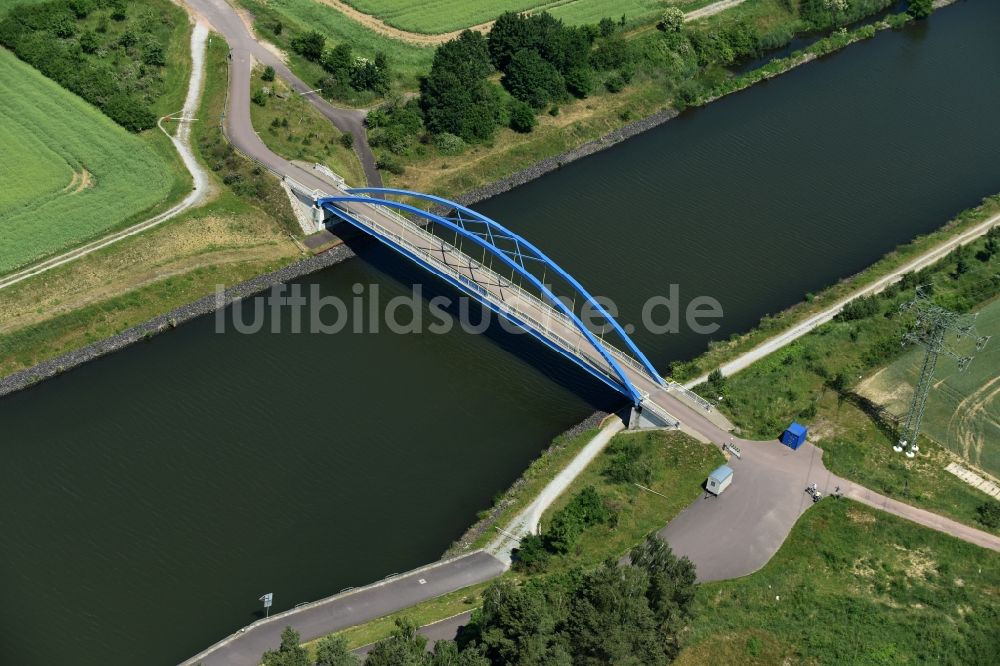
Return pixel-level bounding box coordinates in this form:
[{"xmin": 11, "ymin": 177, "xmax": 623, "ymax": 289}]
[{"xmin": 184, "ymin": 0, "xmax": 381, "ymax": 187}]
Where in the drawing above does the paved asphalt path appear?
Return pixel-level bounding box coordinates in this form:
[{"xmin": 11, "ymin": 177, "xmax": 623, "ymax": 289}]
[
  {"xmin": 184, "ymin": 0, "xmax": 381, "ymax": 187},
  {"xmin": 181, "ymin": 552, "xmax": 504, "ymax": 666},
  {"xmin": 660, "ymin": 435, "xmax": 1000, "ymax": 582}
]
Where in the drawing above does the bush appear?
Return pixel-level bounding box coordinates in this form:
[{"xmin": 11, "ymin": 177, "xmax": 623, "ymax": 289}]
[
  {"xmin": 604, "ymin": 72, "xmax": 627, "ymax": 93},
  {"xmin": 564, "ymin": 67, "xmax": 593, "ymax": 98},
  {"xmin": 376, "ymin": 155, "xmax": 405, "ymax": 175},
  {"xmin": 261, "ymin": 65, "xmax": 275, "ymax": 82},
  {"xmin": 838, "ymin": 294, "xmax": 881, "ymax": 321},
  {"xmin": 104, "ymin": 94, "xmax": 155, "ymax": 132},
  {"xmin": 251, "ymin": 88, "xmax": 267, "ymax": 107},
  {"xmin": 604, "ymin": 437, "xmax": 654, "ymax": 485},
  {"xmin": 658, "ymin": 7, "xmax": 684, "ymax": 33},
  {"xmin": 508, "ymin": 99, "xmax": 536, "ymax": 133},
  {"xmin": 512, "ymin": 533, "xmax": 549, "ymax": 572},
  {"xmin": 290, "ymin": 30, "xmax": 324, "ymax": 61},
  {"xmin": 433, "ymin": 132, "xmax": 465, "ymax": 155},
  {"xmin": 339, "ymin": 132, "xmax": 354, "ymax": 149},
  {"xmin": 976, "ymin": 501, "xmax": 1000, "ymax": 529},
  {"xmin": 907, "ymin": 0, "xmax": 933, "ymax": 19},
  {"xmin": 544, "ymin": 486, "xmax": 611, "ymax": 553}
]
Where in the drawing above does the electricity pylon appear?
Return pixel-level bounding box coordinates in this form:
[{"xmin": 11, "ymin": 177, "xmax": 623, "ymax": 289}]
[{"xmin": 894, "ymin": 288, "xmax": 990, "ymax": 458}]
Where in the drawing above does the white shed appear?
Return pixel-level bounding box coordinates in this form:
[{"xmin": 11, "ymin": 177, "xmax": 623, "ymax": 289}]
[{"xmin": 706, "ymin": 465, "xmax": 733, "ymax": 495}]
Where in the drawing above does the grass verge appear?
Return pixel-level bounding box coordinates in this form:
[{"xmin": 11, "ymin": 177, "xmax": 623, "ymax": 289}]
[
  {"xmin": 0, "ymin": 32, "xmax": 305, "ymax": 378},
  {"xmin": 538, "ymin": 429, "xmax": 724, "ymax": 569},
  {"xmin": 249, "ymin": 66, "xmax": 367, "ymax": 187},
  {"xmin": 678, "ymin": 498, "xmax": 1000, "ymax": 665}
]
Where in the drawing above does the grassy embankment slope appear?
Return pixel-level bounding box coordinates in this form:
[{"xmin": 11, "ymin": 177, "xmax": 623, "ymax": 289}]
[
  {"xmin": 313, "ymin": 430, "xmax": 1000, "ymax": 657},
  {"xmin": 701, "ymin": 212, "xmax": 1000, "ymax": 534},
  {"xmin": 858, "ymin": 297, "xmax": 1000, "ymax": 479},
  {"xmin": 0, "ymin": 0, "xmax": 197, "ymax": 275},
  {"xmin": 677, "ymin": 499, "xmax": 1000, "ymax": 665},
  {"xmin": 0, "ymin": 36, "xmax": 304, "ymax": 378},
  {"xmin": 242, "ymin": 0, "xmax": 901, "ymax": 197},
  {"xmin": 303, "ymin": 429, "xmax": 721, "ymax": 651}
]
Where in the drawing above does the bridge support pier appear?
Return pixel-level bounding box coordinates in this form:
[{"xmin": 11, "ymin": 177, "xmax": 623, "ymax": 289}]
[
  {"xmin": 630, "ymin": 403, "xmax": 674, "ymax": 430},
  {"xmin": 311, "ymin": 202, "xmax": 328, "ymax": 231}
]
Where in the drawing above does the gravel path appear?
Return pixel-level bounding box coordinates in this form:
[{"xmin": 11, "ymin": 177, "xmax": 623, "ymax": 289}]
[{"xmin": 0, "ymin": 23, "xmax": 212, "ymax": 292}]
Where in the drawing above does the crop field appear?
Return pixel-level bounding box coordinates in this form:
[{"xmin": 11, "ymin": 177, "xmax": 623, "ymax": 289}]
[
  {"xmin": 858, "ymin": 297, "xmax": 1000, "ymax": 478},
  {"xmin": 0, "ymin": 48, "xmax": 174, "ymax": 275},
  {"xmin": 338, "ymin": 0, "xmax": 669, "ymax": 34}
]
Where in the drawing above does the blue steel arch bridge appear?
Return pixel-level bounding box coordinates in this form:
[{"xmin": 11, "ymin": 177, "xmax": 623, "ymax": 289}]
[{"xmin": 314, "ymin": 187, "xmax": 713, "ymax": 429}]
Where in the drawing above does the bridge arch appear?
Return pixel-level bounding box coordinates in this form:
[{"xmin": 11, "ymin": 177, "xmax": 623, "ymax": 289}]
[{"xmin": 317, "ymin": 189, "xmax": 663, "ymax": 404}]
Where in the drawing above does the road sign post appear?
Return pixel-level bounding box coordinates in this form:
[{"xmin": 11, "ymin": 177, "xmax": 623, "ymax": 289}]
[{"xmin": 260, "ymin": 592, "xmax": 273, "ymax": 618}]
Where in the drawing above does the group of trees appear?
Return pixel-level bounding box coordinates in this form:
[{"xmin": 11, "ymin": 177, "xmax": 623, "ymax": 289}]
[
  {"xmin": 290, "ymin": 30, "xmax": 391, "ymax": 96},
  {"xmin": 262, "ymin": 535, "xmax": 698, "ymax": 666},
  {"xmin": 365, "ymin": 10, "xmax": 636, "ymax": 169},
  {"xmin": 0, "ymin": 0, "xmax": 175, "ymax": 131}
]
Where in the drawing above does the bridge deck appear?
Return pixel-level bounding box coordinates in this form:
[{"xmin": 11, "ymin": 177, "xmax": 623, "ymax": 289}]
[{"xmin": 321, "ymin": 189, "xmax": 720, "ymax": 432}]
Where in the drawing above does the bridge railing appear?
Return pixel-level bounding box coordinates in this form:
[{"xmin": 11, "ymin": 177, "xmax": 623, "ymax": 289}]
[
  {"xmin": 332, "ymin": 197, "xmax": 636, "ymax": 387},
  {"xmin": 665, "ymin": 381, "xmax": 714, "ymax": 411},
  {"xmin": 342, "ymin": 192, "xmax": 656, "ymax": 383}
]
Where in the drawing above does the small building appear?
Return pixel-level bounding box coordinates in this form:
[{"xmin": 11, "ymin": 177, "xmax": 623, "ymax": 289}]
[
  {"xmin": 781, "ymin": 422, "xmax": 808, "ymax": 450},
  {"xmin": 706, "ymin": 465, "xmax": 734, "ymax": 496}
]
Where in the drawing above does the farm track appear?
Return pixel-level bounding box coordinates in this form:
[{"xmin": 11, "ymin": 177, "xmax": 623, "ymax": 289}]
[
  {"xmin": 0, "ymin": 24, "xmax": 211, "ymax": 292},
  {"xmin": 312, "ymin": 0, "xmax": 747, "ymax": 47}
]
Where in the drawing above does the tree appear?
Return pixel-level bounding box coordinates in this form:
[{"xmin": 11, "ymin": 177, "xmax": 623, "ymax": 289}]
[
  {"xmin": 502, "ymin": 48, "xmax": 565, "ymax": 109},
  {"xmin": 420, "ymin": 31, "xmax": 502, "ymax": 142},
  {"xmin": 565, "ymin": 560, "xmax": 666, "ymax": 665},
  {"xmin": 512, "ymin": 532, "xmax": 548, "ymax": 570},
  {"xmin": 315, "ymin": 633, "xmax": 358, "ymax": 666},
  {"xmin": 630, "ymin": 535, "xmax": 698, "ymax": 621},
  {"xmin": 261, "ymin": 626, "xmax": 310, "ymax": 666},
  {"xmin": 262, "ymin": 65, "xmax": 275, "ymax": 82},
  {"xmin": 658, "ymin": 7, "xmax": 684, "ymax": 33},
  {"xmin": 364, "ymin": 618, "xmax": 429, "ymax": 666},
  {"xmin": 508, "ymin": 98, "xmax": 536, "ymax": 133},
  {"xmin": 469, "ymin": 579, "xmax": 571, "ymax": 665},
  {"xmin": 598, "ymin": 17, "xmax": 616, "ymax": 37},
  {"xmin": 322, "ymin": 43, "xmax": 354, "ymax": 84},
  {"xmin": 908, "ymin": 0, "xmax": 933, "ymax": 19},
  {"xmin": 291, "ymin": 30, "xmax": 325, "ymax": 62}
]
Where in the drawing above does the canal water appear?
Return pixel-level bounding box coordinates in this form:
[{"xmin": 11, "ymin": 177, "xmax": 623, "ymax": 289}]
[{"xmin": 2, "ymin": 1, "xmax": 999, "ymax": 663}]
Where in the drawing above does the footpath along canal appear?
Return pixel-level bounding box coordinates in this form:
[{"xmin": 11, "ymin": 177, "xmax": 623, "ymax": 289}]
[{"xmin": 1, "ymin": 1, "xmax": 999, "ymax": 663}]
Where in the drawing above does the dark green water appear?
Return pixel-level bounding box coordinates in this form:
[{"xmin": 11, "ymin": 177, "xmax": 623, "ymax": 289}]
[{"xmin": 2, "ymin": 2, "xmax": 999, "ymax": 663}]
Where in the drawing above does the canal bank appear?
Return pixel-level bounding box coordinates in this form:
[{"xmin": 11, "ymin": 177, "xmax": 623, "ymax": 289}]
[
  {"xmin": 3, "ymin": 1, "xmax": 1000, "ymax": 664},
  {"xmin": 0, "ymin": 0, "xmax": 951, "ymax": 398}
]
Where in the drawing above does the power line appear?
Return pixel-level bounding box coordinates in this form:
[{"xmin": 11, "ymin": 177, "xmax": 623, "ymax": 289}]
[{"xmin": 893, "ymin": 287, "xmax": 990, "ymax": 457}]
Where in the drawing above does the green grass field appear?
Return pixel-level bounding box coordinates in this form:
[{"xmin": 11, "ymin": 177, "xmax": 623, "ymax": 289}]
[
  {"xmin": 341, "ymin": 0, "xmax": 667, "ymax": 34},
  {"xmin": 859, "ymin": 298, "xmax": 1000, "ymax": 478},
  {"xmin": 677, "ymin": 499, "xmax": 1000, "ymax": 665},
  {"xmin": 244, "ymin": 0, "xmax": 435, "ymax": 90},
  {"xmin": 0, "ymin": 48, "xmax": 175, "ymax": 274}
]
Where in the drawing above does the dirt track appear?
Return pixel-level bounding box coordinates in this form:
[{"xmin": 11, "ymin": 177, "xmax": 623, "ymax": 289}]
[
  {"xmin": 315, "ymin": 0, "xmax": 491, "ymax": 46},
  {"xmin": 313, "ymin": 0, "xmax": 747, "ymax": 47}
]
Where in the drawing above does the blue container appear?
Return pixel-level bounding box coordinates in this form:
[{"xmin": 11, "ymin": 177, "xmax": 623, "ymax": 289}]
[{"xmin": 781, "ymin": 422, "xmax": 808, "ymax": 450}]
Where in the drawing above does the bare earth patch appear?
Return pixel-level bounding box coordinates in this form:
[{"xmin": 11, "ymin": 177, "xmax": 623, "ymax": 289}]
[{"xmin": 314, "ymin": 0, "xmax": 494, "ymax": 46}]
